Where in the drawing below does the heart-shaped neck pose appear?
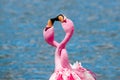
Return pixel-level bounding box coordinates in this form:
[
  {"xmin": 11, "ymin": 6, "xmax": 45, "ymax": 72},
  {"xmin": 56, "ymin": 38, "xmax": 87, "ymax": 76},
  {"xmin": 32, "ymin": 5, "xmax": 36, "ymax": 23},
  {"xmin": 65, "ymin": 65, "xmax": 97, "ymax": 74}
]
[{"xmin": 43, "ymin": 14, "xmax": 96, "ymax": 80}]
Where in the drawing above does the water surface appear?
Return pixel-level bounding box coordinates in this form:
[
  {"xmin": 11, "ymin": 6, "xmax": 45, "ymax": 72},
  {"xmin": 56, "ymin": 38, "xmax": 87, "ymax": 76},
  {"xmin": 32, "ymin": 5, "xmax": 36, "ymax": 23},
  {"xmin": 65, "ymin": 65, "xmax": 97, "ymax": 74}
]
[{"xmin": 0, "ymin": 0, "xmax": 120, "ymax": 80}]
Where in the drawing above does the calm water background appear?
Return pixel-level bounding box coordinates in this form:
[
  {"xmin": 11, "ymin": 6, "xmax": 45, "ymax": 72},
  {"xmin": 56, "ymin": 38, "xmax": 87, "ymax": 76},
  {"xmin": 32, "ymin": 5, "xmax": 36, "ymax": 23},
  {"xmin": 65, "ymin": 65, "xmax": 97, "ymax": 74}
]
[{"xmin": 0, "ymin": 0, "xmax": 120, "ymax": 80}]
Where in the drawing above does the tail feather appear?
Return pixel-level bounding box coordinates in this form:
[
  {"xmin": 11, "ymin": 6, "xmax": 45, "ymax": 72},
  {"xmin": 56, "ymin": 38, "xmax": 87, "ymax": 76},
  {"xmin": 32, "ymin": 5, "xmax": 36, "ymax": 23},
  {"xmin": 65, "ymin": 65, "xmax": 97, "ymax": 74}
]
[
  {"xmin": 71, "ymin": 61, "xmax": 96, "ymax": 80},
  {"xmin": 86, "ymin": 69, "xmax": 97, "ymax": 80}
]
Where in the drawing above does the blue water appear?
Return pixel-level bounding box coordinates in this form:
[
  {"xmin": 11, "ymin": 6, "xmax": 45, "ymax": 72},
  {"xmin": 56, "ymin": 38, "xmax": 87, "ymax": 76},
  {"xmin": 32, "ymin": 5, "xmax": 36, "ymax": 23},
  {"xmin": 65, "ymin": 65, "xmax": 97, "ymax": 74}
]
[{"xmin": 0, "ymin": 0, "xmax": 120, "ymax": 80}]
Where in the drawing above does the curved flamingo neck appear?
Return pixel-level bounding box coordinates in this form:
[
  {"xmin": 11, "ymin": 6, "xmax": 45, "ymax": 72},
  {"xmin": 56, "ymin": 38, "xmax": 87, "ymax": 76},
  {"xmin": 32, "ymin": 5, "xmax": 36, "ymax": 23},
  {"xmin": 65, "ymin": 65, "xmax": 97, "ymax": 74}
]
[
  {"xmin": 43, "ymin": 17, "xmax": 74, "ymax": 71},
  {"xmin": 59, "ymin": 18, "xmax": 74, "ymax": 48},
  {"xmin": 43, "ymin": 26, "xmax": 59, "ymax": 47},
  {"xmin": 55, "ymin": 18, "xmax": 74, "ymax": 70}
]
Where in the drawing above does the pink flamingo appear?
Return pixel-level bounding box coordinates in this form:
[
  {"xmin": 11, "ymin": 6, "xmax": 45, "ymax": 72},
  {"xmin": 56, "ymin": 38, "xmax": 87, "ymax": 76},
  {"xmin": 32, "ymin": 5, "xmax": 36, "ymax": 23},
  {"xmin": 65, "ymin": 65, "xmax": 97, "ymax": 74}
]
[{"xmin": 43, "ymin": 14, "xmax": 96, "ymax": 80}]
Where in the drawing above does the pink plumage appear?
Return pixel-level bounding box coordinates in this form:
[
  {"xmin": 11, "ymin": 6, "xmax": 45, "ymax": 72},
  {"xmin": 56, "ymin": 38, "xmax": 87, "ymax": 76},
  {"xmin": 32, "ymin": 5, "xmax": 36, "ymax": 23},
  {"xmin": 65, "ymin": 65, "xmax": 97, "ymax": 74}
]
[{"xmin": 43, "ymin": 16, "xmax": 96, "ymax": 80}]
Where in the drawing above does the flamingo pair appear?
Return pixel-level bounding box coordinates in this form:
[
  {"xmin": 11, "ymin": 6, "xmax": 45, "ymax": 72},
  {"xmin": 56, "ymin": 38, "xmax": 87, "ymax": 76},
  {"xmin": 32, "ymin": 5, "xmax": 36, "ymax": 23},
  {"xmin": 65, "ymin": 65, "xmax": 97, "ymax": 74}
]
[{"xmin": 43, "ymin": 14, "xmax": 96, "ymax": 80}]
